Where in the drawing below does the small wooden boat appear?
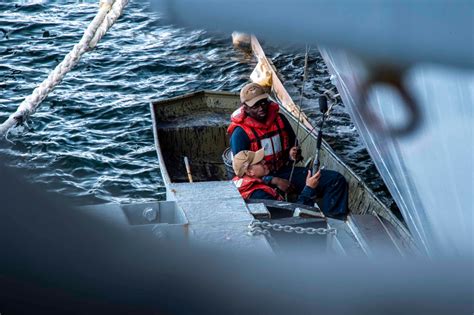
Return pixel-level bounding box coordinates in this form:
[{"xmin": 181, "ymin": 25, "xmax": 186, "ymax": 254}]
[{"xmin": 150, "ymin": 36, "xmax": 417, "ymax": 256}]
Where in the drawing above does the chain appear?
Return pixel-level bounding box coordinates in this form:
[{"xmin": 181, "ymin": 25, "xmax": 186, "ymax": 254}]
[{"xmin": 248, "ymin": 220, "xmax": 337, "ymax": 237}]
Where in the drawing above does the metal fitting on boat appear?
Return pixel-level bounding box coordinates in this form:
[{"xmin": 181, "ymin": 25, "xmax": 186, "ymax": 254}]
[
  {"xmin": 143, "ymin": 207, "xmax": 157, "ymax": 222},
  {"xmin": 358, "ymin": 66, "xmax": 421, "ymax": 137}
]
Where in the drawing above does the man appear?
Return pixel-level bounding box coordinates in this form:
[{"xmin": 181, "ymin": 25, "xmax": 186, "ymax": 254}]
[
  {"xmin": 232, "ymin": 149, "xmax": 321, "ymax": 207},
  {"xmin": 228, "ymin": 82, "xmax": 348, "ymax": 217}
]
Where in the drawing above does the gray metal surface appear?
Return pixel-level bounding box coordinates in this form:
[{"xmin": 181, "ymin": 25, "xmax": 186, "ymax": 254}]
[
  {"xmin": 79, "ymin": 201, "xmax": 189, "ymax": 241},
  {"xmin": 176, "ymin": 199, "xmax": 250, "ymax": 225},
  {"xmin": 167, "ymin": 181, "xmax": 273, "ymax": 253},
  {"xmin": 80, "ymin": 201, "xmax": 188, "ymax": 226},
  {"xmin": 188, "ymin": 221, "xmax": 271, "ymax": 253},
  {"xmin": 326, "ymin": 218, "xmax": 365, "ymax": 257},
  {"xmin": 378, "ymin": 216, "xmax": 415, "ymax": 256},
  {"xmin": 167, "ymin": 180, "xmax": 240, "ymax": 202},
  {"xmin": 347, "ymin": 214, "xmax": 403, "ymax": 257}
]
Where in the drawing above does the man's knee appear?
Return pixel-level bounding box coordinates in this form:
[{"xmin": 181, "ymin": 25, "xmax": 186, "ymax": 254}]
[
  {"xmin": 334, "ymin": 171, "xmax": 347, "ymax": 188},
  {"xmin": 323, "ymin": 170, "xmax": 347, "ymax": 189}
]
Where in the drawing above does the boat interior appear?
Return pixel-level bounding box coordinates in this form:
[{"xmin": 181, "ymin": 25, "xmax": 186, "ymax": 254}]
[{"xmin": 151, "ymin": 90, "xmax": 241, "ymax": 183}]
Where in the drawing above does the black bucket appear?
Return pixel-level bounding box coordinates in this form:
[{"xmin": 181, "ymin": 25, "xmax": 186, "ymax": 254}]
[{"xmin": 222, "ymin": 147, "xmax": 235, "ymax": 179}]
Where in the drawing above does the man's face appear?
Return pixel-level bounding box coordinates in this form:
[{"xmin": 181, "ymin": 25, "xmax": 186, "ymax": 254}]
[
  {"xmin": 244, "ymin": 99, "xmax": 270, "ymax": 121},
  {"xmin": 246, "ymin": 160, "xmax": 269, "ymax": 178}
]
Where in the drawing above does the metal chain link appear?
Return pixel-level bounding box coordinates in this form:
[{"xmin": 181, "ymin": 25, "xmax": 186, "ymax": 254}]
[{"xmin": 248, "ymin": 220, "xmax": 337, "ymax": 236}]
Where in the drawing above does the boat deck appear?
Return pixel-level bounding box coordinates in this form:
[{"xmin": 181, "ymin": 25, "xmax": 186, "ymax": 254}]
[
  {"xmin": 79, "ymin": 181, "xmax": 273, "ymax": 253},
  {"xmin": 167, "ymin": 180, "xmax": 272, "ymax": 252}
]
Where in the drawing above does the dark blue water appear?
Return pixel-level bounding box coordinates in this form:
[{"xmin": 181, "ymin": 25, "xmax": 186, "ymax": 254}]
[{"xmin": 0, "ymin": 1, "xmax": 392, "ymax": 208}]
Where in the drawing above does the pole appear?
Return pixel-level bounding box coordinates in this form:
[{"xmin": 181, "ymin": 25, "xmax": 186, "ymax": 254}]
[
  {"xmin": 184, "ymin": 156, "xmax": 193, "ymax": 183},
  {"xmin": 312, "ymin": 96, "xmax": 328, "ymax": 174}
]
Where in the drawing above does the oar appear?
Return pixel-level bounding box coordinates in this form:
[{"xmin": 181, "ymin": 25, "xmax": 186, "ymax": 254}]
[{"xmin": 312, "ymin": 96, "xmax": 329, "ymax": 174}]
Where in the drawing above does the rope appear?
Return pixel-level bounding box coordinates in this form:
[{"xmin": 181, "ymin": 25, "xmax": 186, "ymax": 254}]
[
  {"xmin": 0, "ymin": 0, "xmax": 129, "ymax": 138},
  {"xmin": 89, "ymin": 0, "xmax": 130, "ymax": 49}
]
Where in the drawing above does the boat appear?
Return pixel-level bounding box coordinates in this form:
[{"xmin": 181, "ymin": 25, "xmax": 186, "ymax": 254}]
[{"xmin": 149, "ymin": 36, "xmax": 417, "ymax": 256}]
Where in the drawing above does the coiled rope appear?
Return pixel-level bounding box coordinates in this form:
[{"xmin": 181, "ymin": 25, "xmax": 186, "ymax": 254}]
[{"xmin": 0, "ymin": 0, "xmax": 129, "ymax": 138}]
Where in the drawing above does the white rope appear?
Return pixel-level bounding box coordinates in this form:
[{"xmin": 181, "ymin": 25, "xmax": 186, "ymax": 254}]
[
  {"xmin": 0, "ymin": 0, "xmax": 129, "ymax": 137},
  {"xmin": 89, "ymin": 0, "xmax": 130, "ymax": 49}
]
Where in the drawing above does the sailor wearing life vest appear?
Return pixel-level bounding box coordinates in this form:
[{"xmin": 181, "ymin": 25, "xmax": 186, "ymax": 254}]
[
  {"xmin": 232, "ymin": 148, "xmax": 321, "ymax": 206},
  {"xmin": 228, "ymin": 83, "xmax": 349, "ymax": 218}
]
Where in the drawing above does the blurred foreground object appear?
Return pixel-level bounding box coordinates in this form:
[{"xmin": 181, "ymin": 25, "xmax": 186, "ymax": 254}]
[
  {"xmin": 0, "ymin": 161, "xmax": 472, "ymax": 313},
  {"xmin": 154, "ymin": 0, "xmax": 474, "ymax": 68}
]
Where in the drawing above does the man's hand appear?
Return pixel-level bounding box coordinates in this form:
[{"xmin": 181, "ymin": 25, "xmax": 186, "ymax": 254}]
[
  {"xmin": 289, "ymin": 146, "xmax": 302, "ymax": 162},
  {"xmin": 271, "ymin": 177, "xmax": 292, "ymax": 193},
  {"xmin": 305, "ymin": 169, "xmax": 321, "ymax": 189}
]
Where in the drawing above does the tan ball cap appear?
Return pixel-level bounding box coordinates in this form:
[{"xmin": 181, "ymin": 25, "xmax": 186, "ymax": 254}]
[
  {"xmin": 232, "ymin": 148, "xmax": 265, "ymax": 177},
  {"xmin": 240, "ymin": 83, "xmax": 269, "ymax": 107}
]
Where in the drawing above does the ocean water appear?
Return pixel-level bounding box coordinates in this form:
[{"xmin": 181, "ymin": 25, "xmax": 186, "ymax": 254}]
[{"xmin": 0, "ymin": 0, "xmax": 393, "ymax": 210}]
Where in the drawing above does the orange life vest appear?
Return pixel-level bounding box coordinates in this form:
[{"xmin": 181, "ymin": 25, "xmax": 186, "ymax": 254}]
[
  {"xmin": 227, "ymin": 102, "xmax": 291, "ymax": 171},
  {"xmin": 232, "ymin": 175, "xmax": 284, "ymax": 201}
]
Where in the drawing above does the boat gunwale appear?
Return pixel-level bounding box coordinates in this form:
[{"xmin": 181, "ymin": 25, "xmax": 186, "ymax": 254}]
[
  {"xmin": 150, "ymin": 102, "xmax": 172, "ymax": 185},
  {"xmin": 151, "ymin": 90, "xmax": 237, "ymax": 107}
]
